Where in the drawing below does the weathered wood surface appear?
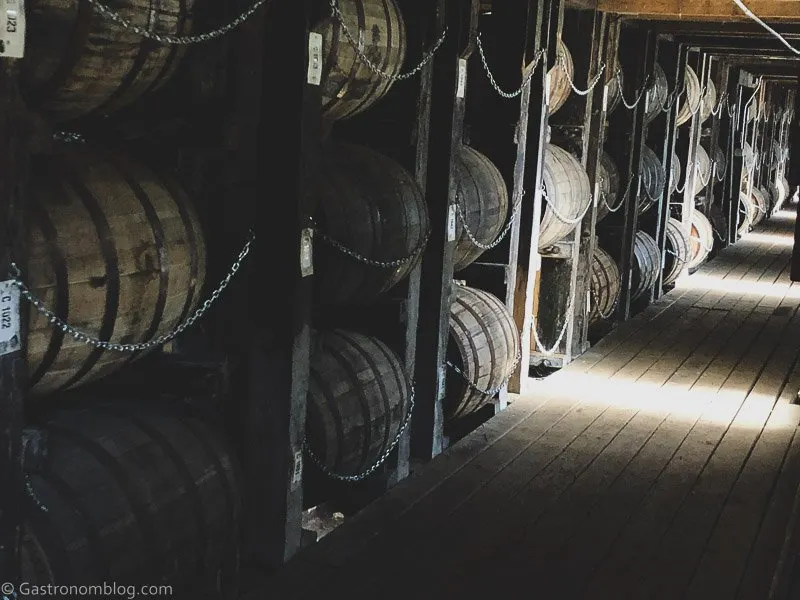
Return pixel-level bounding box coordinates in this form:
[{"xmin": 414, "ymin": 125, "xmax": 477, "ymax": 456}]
[{"xmin": 597, "ymin": 0, "xmax": 800, "ymax": 20}]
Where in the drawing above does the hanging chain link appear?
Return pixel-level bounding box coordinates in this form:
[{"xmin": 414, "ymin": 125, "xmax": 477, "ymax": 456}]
[
  {"xmin": 314, "ymin": 224, "xmax": 429, "ymax": 268},
  {"xmin": 616, "ymin": 69, "xmax": 650, "ymax": 110},
  {"xmin": 533, "ymin": 292, "xmax": 575, "ymax": 356},
  {"xmin": 87, "ymin": 0, "xmax": 271, "ymax": 45},
  {"xmin": 605, "ymin": 171, "xmax": 635, "ymax": 214},
  {"xmin": 476, "ymin": 33, "xmax": 546, "ymax": 99},
  {"xmin": 11, "ymin": 230, "xmax": 255, "ymax": 353},
  {"xmin": 455, "ymin": 191, "xmax": 523, "ymax": 251},
  {"xmin": 715, "ymin": 156, "xmax": 728, "ymax": 182},
  {"xmin": 25, "ymin": 474, "xmax": 48, "ymax": 513},
  {"xmin": 590, "ymin": 280, "xmax": 619, "ymax": 321},
  {"xmin": 330, "ymin": 0, "xmax": 446, "ymax": 82},
  {"xmin": 52, "ymin": 131, "xmax": 87, "ymax": 144},
  {"xmin": 446, "ymin": 349, "xmax": 522, "ymax": 397},
  {"xmin": 558, "ymin": 52, "xmax": 606, "ymax": 97},
  {"xmin": 695, "ymin": 159, "xmax": 712, "ymax": 188},
  {"xmin": 303, "ymin": 386, "xmax": 415, "ymax": 482},
  {"xmin": 542, "ymin": 186, "xmax": 593, "ymax": 225},
  {"xmin": 710, "ymin": 92, "xmax": 728, "ymax": 117},
  {"xmin": 688, "ymin": 85, "xmax": 707, "ymax": 116}
]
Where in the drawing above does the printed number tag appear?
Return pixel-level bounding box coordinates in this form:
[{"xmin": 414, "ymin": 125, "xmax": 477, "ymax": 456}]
[
  {"xmin": 292, "ymin": 449, "xmax": 303, "ymax": 486},
  {"xmin": 0, "ymin": 280, "xmax": 20, "ymax": 357},
  {"xmin": 300, "ymin": 228, "xmax": 314, "ymax": 277},
  {"xmin": 456, "ymin": 58, "xmax": 467, "ymax": 99},
  {"xmin": 0, "ymin": 0, "xmax": 25, "ymax": 59},
  {"xmin": 307, "ymin": 32, "xmax": 323, "ymax": 86},
  {"xmin": 447, "ymin": 204, "xmax": 457, "ymax": 241}
]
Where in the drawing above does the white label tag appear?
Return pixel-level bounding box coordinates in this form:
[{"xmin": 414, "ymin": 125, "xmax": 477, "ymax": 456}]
[
  {"xmin": 545, "ymin": 71, "xmax": 551, "ymax": 107},
  {"xmin": 456, "ymin": 58, "xmax": 467, "ymax": 99},
  {"xmin": 307, "ymin": 32, "xmax": 323, "ymax": 86},
  {"xmin": 438, "ymin": 365, "xmax": 446, "ymax": 400},
  {"xmin": 447, "ymin": 204, "xmax": 457, "ymax": 241},
  {"xmin": 292, "ymin": 449, "xmax": 303, "ymax": 485},
  {"xmin": 300, "ymin": 228, "xmax": 314, "ymax": 277},
  {"xmin": 602, "ymin": 83, "xmax": 609, "ymax": 112},
  {"xmin": 0, "ymin": 0, "xmax": 24, "ymax": 59},
  {"xmin": 0, "ymin": 280, "xmax": 20, "ymax": 357}
]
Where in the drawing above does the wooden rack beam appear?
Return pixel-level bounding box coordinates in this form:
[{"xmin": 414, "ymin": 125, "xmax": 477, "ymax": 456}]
[{"xmin": 597, "ymin": 0, "xmax": 800, "ymax": 21}]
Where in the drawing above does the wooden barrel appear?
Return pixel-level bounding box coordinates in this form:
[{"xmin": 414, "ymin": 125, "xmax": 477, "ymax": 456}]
[
  {"xmin": 23, "ymin": 402, "xmax": 242, "ymax": 589},
  {"xmin": 596, "ymin": 151, "xmax": 621, "ymax": 223},
  {"xmin": 306, "ymin": 329, "xmax": 410, "ymax": 476},
  {"xmin": 21, "ymin": 0, "xmax": 196, "ymax": 121},
  {"xmin": 547, "ymin": 39, "xmax": 573, "ymax": 115},
  {"xmin": 693, "ymin": 145, "xmax": 712, "ymax": 197},
  {"xmin": 631, "ymin": 231, "xmax": 660, "ymax": 301},
  {"xmin": 781, "ymin": 174, "xmax": 791, "ymax": 204},
  {"xmin": 663, "ymin": 217, "xmax": 690, "ymax": 286},
  {"xmin": 688, "ymin": 210, "xmax": 714, "ymax": 271},
  {"xmin": 316, "ymin": 0, "xmax": 407, "ymax": 121},
  {"xmin": 607, "ymin": 66, "xmax": 621, "ymax": 113},
  {"xmin": 738, "ymin": 192, "xmax": 756, "ymax": 236},
  {"xmin": 589, "ymin": 247, "xmax": 620, "ymax": 326},
  {"xmin": 752, "ymin": 187, "xmax": 768, "ymax": 227},
  {"xmin": 539, "ymin": 144, "xmax": 592, "ymax": 250},
  {"xmin": 639, "ymin": 146, "xmax": 666, "ymax": 214},
  {"xmin": 453, "ymin": 145, "xmax": 509, "ymax": 271},
  {"xmin": 644, "ymin": 63, "xmax": 668, "ymax": 125},
  {"xmin": 676, "ymin": 65, "xmax": 701, "ymax": 127},
  {"xmin": 669, "ymin": 151, "xmax": 681, "ymax": 195},
  {"xmin": 714, "ymin": 145, "xmax": 726, "ymax": 179},
  {"xmin": 26, "ymin": 147, "xmax": 206, "ymax": 396},
  {"xmin": 445, "ymin": 285, "xmax": 519, "ymax": 421},
  {"xmin": 700, "ymin": 79, "xmax": 717, "ymax": 123},
  {"xmin": 313, "ymin": 142, "xmax": 429, "ymax": 305},
  {"xmin": 743, "ymin": 142, "xmax": 756, "ymax": 171}
]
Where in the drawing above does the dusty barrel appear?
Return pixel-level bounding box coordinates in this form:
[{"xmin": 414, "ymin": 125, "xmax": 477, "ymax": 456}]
[
  {"xmin": 445, "ymin": 285, "xmax": 519, "ymax": 421},
  {"xmin": 738, "ymin": 192, "xmax": 756, "ymax": 236},
  {"xmin": 676, "ymin": 65, "xmax": 701, "ymax": 127},
  {"xmin": 315, "ymin": 0, "xmax": 407, "ymax": 121},
  {"xmin": 589, "ymin": 247, "xmax": 620, "ymax": 325},
  {"xmin": 752, "ymin": 187, "xmax": 768, "ymax": 226},
  {"xmin": 607, "ymin": 66, "xmax": 621, "ymax": 113},
  {"xmin": 306, "ymin": 329, "xmax": 410, "ymax": 476},
  {"xmin": 743, "ymin": 142, "xmax": 756, "ymax": 171},
  {"xmin": 631, "ymin": 231, "xmax": 660, "ymax": 301},
  {"xmin": 23, "ymin": 402, "xmax": 242, "ymax": 589},
  {"xmin": 21, "ymin": 0, "xmax": 196, "ymax": 121},
  {"xmin": 714, "ymin": 145, "xmax": 726, "ymax": 179},
  {"xmin": 663, "ymin": 218, "xmax": 690, "ymax": 286},
  {"xmin": 688, "ymin": 210, "xmax": 714, "ymax": 271},
  {"xmin": 596, "ymin": 151, "xmax": 621, "ymax": 223},
  {"xmin": 26, "ymin": 147, "xmax": 206, "ymax": 396},
  {"xmin": 700, "ymin": 79, "xmax": 717, "ymax": 123},
  {"xmin": 693, "ymin": 145, "xmax": 712, "ymax": 197},
  {"xmin": 539, "ymin": 144, "xmax": 592, "ymax": 250},
  {"xmin": 453, "ymin": 145, "xmax": 509, "ymax": 271},
  {"xmin": 644, "ymin": 63, "xmax": 668, "ymax": 125},
  {"xmin": 313, "ymin": 142, "xmax": 429, "ymax": 304},
  {"xmin": 639, "ymin": 146, "xmax": 666, "ymax": 214},
  {"xmin": 669, "ymin": 151, "xmax": 681, "ymax": 195},
  {"xmin": 546, "ymin": 40, "xmax": 573, "ymax": 115}
]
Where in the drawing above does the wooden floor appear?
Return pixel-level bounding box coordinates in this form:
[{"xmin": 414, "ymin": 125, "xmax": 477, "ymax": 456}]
[{"xmin": 246, "ymin": 203, "xmax": 800, "ymax": 600}]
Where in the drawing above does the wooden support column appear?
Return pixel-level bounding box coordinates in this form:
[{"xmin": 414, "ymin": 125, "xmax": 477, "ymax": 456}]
[
  {"xmin": 412, "ymin": 0, "xmax": 478, "ymax": 459},
  {"xmin": 0, "ymin": 61, "xmax": 28, "ymax": 587},
  {"xmin": 680, "ymin": 51, "xmax": 707, "ymax": 254},
  {"xmin": 790, "ymin": 74, "xmax": 800, "ymax": 281},
  {"xmin": 724, "ymin": 66, "xmax": 744, "ymax": 243},
  {"xmin": 508, "ymin": 0, "xmax": 556, "ymax": 394},
  {"xmin": 707, "ymin": 59, "xmax": 730, "ymax": 233}
]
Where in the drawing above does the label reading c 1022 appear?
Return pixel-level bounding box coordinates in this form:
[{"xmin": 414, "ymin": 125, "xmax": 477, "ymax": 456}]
[
  {"xmin": 0, "ymin": 280, "xmax": 20, "ymax": 357},
  {"xmin": 0, "ymin": 0, "xmax": 25, "ymax": 59}
]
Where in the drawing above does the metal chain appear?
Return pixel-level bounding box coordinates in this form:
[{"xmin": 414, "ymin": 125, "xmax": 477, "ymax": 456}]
[
  {"xmin": 25, "ymin": 474, "xmax": 48, "ymax": 513},
  {"xmin": 690, "ymin": 234, "xmax": 713, "ymax": 253},
  {"xmin": 11, "ymin": 230, "xmax": 255, "ymax": 353},
  {"xmin": 590, "ymin": 281, "xmax": 619, "ymax": 321},
  {"xmin": 661, "ymin": 88, "xmax": 678, "ymax": 113},
  {"xmin": 330, "ymin": 0, "xmax": 447, "ymax": 81},
  {"xmin": 688, "ymin": 86, "xmax": 707, "ymax": 116},
  {"xmin": 53, "ymin": 131, "xmax": 86, "ymax": 144},
  {"xmin": 87, "ymin": 0, "xmax": 270, "ymax": 45},
  {"xmin": 476, "ymin": 33, "xmax": 546, "ymax": 99},
  {"xmin": 710, "ymin": 92, "xmax": 728, "ymax": 117},
  {"xmin": 455, "ymin": 193, "xmax": 522, "ymax": 251},
  {"xmin": 602, "ymin": 190, "xmax": 625, "ymax": 214},
  {"xmin": 558, "ymin": 52, "xmax": 606, "ymax": 97},
  {"xmin": 303, "ymin": 386, "xmax": 415, "ymax": 482},
  {"xmin": 606, "ymin": 171, "xmax": 635, "ymax": 213},
  {"xmin": 695, "ymin": 159, "xmax": 711, "ymax": 188},
  {"xmin": 542, "ymin": 186, "xmax": 593, "ymax": 225},
  {"xmin": 446, "ymin": 349, "xmax": 522, "ymax": 397},
  {"xmin": 715, "ymin": 157, "xmax": 728, "ymax": 182},
  {"xmin": 533, "ymin": 292, "xmax": 575, "ymax": 355},
  {"xmin": 315, "ymin": 225, "xmax": 429, "ymax": 268},
  {"xmin": 616, "ymin": 69, "xmax": 650, "ymax": 110}
]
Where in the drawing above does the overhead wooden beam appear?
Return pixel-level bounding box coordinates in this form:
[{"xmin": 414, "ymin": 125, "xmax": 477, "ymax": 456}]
[{"xmin": 598, "ymin": 0, "xmax": 800, "ymax": 21}]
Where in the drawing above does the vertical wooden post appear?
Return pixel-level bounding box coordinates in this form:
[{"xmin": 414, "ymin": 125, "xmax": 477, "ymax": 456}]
[
  {"xmin": 725, "ymin": 66, "xmax": 745, "ymax": 243},
  {"xmin": 413, "ymin": 0, "xmax": 478, "ymax": 460},
  {"xmin": 680, "ymin": 51, "xmax": 707, "ymax": 254},
  {"xmin": 708, "ymin": 59, "xmax": 730, "ymax": 235},
  {"xmin": 0, "ymin": 61, "xmax": 28, "ymax": 588},
  {"xmin": 789, "ymin": 73, "xmax": 800, "ymax": 281}
]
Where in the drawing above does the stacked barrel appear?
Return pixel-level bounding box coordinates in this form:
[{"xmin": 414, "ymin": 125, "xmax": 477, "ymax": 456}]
[{"xmin": 16, "ymin": 0, "xmax": 243, "ymax": 593}]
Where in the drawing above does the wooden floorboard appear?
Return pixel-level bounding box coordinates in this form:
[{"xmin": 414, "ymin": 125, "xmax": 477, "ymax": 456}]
[{"xmin": 244, "ymin": 208, "xmax": 800, "ymax": 600}]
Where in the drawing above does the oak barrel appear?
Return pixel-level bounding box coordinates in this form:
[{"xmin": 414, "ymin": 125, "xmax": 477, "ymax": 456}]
[
  {"xmin": 688, "ymin": 210, "xmax": 714, "ymax": 271},
  {"xmin": 26, "ymin": 147, "xmax": 206, "ymax": 396},
  {"xmin": 714, "ymin": 145, "xmax": 726, "ymax": 179},
  {"xmin": 607, "ymin": 66, "xmax": 621, "ymax": 113},
  {"xmin": 738, "ymin": 192, "xmax": 756, "ymax": 236},
  {"xmin": 23, "ymin": 402, "xmax": 242, "ymax": 589},
  {"xmin": 316, "ymin": 0, "xmax": 407, "ymax": 121},
  {"xmin": 589, "ymin": 247, "xmax": 620, "ymax": 326},
  {"xmin": 693, "ymin": 145, "xmax": 712, "ymax": 197},
  {"xmin": 306, "ymin": 329, "xmax": 410, "ymax": 476},
  {"xmin": 700, "ymin": 79, "xmax": 717, "ymax": 123},
  {"xmin": 752, "ymin": 186, "xmax": 768, "ymax": 227},
  {"xmin": 676, "ymin": 65, "xmax": 701, "ymax": 127},
  {"xmin": 669, "ymin": 151, "xmax": 681, "ymax": 195},
  {"xmin": 540, "ymin": 144, "xmax": 592, "ymax": 250},
  {"xmin": 639, "ymin": 146, "xmax": 666, "ymax": 214},
  {"xmin": 596, "ymin": 151, "xmax": 621, "ymax": 223},
  {"xmin": 453, "ymin": 145, "xmax": 509, "ymax": 271},
  {"xmin": 743, "ymin": 142, "xmax": 756, "ymax": 171},
  {"xmin": 445, "ymin": 285, "xmax": 519, "ymax": 421},
  {"xmin": 644, "ymin": 63, "xmax": 668, "ymax": 125},
  {"xmin": 631, "ymin": 231, "xmax": 661, "ymax": 301},
  {"xmin": 663, "ymin": 218, "xmax": 690, "ymax": 286},
  {"xmin": 547, "ymin": 40, "xmax": 573, "ymax": 115},
  {"xmin": 22, "ymin": 0, "xmax": 196, "ymax": 121},
  {"xmin": 313, "ymin": 142, "xmax": 429, "ymax": 305}
]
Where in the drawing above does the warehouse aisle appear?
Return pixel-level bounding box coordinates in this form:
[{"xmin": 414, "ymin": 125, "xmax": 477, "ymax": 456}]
[{"xmin": 248, "ymin": 203, "xmax": 800, "ymax": 600}]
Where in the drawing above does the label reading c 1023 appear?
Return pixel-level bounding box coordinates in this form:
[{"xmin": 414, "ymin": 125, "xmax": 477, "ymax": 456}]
[
  {"xmin": 0, "ymin": 280, "xmax": 20, "ymax": 357},
  {"xmin": 0, "ymin": 0, "xmax": 25, "ymax": 59}
]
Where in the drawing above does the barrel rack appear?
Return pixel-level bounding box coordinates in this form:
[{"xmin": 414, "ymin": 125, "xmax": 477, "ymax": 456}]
[{"xmin": 0, "ymin": 0, "xmax": 797, "ymax": 591}]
